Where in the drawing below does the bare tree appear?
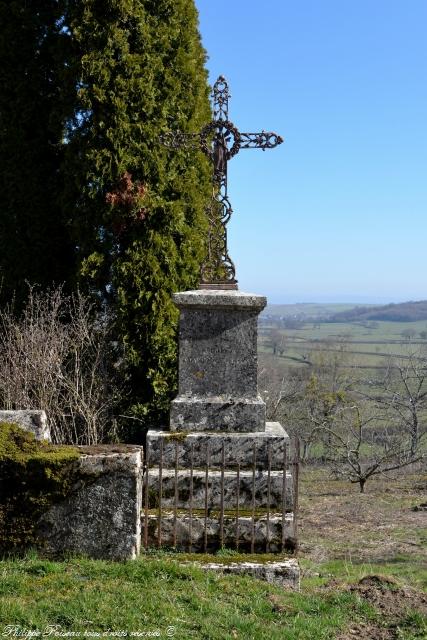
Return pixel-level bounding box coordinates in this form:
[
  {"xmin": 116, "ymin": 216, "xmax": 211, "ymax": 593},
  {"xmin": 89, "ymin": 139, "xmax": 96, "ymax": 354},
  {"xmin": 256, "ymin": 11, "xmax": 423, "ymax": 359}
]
[
  {"xmin": 259, "ymin": 341, "xmax": 354, "ymax": 461},
  {"xmin": 360, "ymin": 350, "xmax": 427, "ymax": 458},
  {"xmin": 268, "ymin": 329, "xmax": 287, "ymax": 356},
  {"xmin": 0, "ymin": 287, "xmax": 123, "ymax": 444},
  {"xmin": 401, "ymin": 328, "xmax": 417, "ymax": 340},
  {"xmin": 260, "ymin": 340, "xmax": 425, "ymax": 487},
  {"xmin": 297, "ymin": 341, "xmax": 354, "ymax": 460},
  {"xmin": 259, "ymin": 357, "xmax": 302, "ymax": 422},
  {"xmin": 315, "ymin": 403, "xmax": 424, "ymax": 492}
]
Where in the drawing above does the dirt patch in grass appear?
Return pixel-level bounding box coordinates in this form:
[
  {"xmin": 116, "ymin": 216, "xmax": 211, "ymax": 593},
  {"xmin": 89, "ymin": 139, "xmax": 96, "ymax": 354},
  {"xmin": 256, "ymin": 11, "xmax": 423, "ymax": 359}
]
[
  {"xmin": 336, "ymin": 622, "xmax": 395, "ymax": 640},
  {"xmin": 298, "ymin": 468, "xmax": 427, "ymax": 637},
  {"xmin": 336, "ymin": 574, "xmax": 427, "ymax": 639},
  {"xmin": 352, "ymin": 574, "xmax": 427, "ymax": 617}
]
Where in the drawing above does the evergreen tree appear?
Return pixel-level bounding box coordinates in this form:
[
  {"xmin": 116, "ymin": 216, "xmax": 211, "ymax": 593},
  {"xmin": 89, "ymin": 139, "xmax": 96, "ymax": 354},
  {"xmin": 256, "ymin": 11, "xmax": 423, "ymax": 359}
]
[
  {"xmin": 62, "ymin": 0, "xmax": 211, "ymax": 435},
  {"xmin": 0, "ymin": 1, "xmax": 75, "ymax": 307}
]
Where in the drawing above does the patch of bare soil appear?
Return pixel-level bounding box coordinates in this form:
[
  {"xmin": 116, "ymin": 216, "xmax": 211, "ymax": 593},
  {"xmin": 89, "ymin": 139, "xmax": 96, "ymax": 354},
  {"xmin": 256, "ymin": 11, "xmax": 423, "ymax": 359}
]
[
  {"xmin": 298, "ymin": 470, "xmax": 426, "ymax": 638},
  {"xmin": 337, "ymin": 575, "xmax": 427, "ymax": 640},
  {"xmin": 336, "ymin": 622, "xmax": 395, "ymax": 640},
  {"xmin": 351, "ymin": 574, "xmax": 427, "ymax": 618}
]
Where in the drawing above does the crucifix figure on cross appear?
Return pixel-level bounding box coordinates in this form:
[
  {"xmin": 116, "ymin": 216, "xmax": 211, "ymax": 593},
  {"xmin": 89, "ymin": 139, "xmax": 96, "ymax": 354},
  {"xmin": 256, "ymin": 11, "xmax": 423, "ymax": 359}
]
[{"xmin": 161, "ymin": 75, "xmax": 283, "ymax": 290}]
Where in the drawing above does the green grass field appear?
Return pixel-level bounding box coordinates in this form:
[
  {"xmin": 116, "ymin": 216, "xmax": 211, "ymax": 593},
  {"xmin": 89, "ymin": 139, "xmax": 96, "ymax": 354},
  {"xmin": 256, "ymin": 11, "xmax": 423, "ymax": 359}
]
[
  {"xmin": 259, "ymin": 317, "xmax": 427, "ymax": 371},
  {"xmin": 261, "ymin": 303, "xmax": 368, "ymax": 319},
  {"xmin": 0, "ymin": 553, "xmax": 378, "ymax": 640}
]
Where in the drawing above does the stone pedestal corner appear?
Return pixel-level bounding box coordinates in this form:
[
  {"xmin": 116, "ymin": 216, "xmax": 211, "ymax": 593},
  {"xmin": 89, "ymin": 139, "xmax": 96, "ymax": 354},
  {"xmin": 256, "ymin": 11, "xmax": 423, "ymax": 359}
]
[{"xmin": 0, "ymin": 410, "xmax": 50, "ymax": 442}]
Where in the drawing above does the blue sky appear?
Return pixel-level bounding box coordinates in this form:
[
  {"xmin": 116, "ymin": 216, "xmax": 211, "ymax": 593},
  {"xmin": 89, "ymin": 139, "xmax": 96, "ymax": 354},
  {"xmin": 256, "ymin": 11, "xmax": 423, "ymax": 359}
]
[{"xmin": 195, "ymin": 0, "xmax": 427, "ymax": 303}]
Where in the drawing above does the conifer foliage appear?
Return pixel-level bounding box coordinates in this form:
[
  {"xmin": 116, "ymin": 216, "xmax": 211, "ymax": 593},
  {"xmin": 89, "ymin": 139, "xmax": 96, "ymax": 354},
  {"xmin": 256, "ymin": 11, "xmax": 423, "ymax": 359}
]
[
  {"xmin": 0, "ymin": 0, "xmax": 212, "ymax": 435},
  {"xmin": 0, "ymin": 1, "xmax": 75, "ymax": 307}
]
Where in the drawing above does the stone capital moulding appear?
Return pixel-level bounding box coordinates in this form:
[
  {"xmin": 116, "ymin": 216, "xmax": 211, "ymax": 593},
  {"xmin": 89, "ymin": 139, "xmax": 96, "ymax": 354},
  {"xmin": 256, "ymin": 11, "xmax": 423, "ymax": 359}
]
[{"xmin": 172, "ymin": 289, "xmax": 267, "ymax": 312}]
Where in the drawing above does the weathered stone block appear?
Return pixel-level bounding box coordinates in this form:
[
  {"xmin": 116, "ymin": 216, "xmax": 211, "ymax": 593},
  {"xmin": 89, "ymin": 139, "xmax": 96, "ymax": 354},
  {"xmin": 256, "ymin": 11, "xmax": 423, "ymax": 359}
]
[
  {"xmin": 0, "ymin": 410, "xmax": 50, "ymax": 441},
  {"xmin": 197, "ymin": 559, "xmax": 300, "ymax": 590},
  {"xmin": 38, "ymin": 447, "xmax": 143, "ymax": 560},
  {"xmin": 146, "ymin": 422, "xmax": 290, "ymax": 470},
  {"xmin": 171, "ymin": 290, "xmax": 266, "ymax": 432},
  {"xmin": 170, "ymin": 395, "xmax": 266, "ymax": 432},
  {"xmin": 146, "ymin": 468, "xmax": 293, "ymax": 510},
  {"xmin": 142, "ymin": 512, "xmax": 296, "ymax": 553},
  {"xmin": 177, "ymin": 309, "xmax": 260, "ymax": 397},
  {"xmin": 172, "ymin": 290, "xmax": 267, "ymax": 311}
]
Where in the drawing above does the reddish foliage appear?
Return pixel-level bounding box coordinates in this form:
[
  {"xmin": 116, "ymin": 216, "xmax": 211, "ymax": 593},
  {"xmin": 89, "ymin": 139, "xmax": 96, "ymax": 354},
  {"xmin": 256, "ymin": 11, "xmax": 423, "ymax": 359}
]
[{"xmin": 106, "ymin": 172, "xmax": 146, "ymax": 235}]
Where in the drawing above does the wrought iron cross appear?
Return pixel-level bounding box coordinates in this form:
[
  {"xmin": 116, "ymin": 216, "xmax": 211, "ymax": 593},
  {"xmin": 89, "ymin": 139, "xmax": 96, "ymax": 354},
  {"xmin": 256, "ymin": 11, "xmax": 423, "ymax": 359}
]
[{"xmin": 161, "ymin": 76, "xmax": 283, "ymax": 290}]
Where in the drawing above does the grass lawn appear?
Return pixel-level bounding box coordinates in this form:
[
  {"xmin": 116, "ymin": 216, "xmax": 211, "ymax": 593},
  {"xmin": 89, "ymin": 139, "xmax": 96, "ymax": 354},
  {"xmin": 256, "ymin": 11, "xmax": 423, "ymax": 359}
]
[
  {"xmin": 0, "ymin": 553, "xmax": 379, "ymax": 640},
  {"xmin": 1, "ymin": 468, "xmax": 426, "ymax": 639}
]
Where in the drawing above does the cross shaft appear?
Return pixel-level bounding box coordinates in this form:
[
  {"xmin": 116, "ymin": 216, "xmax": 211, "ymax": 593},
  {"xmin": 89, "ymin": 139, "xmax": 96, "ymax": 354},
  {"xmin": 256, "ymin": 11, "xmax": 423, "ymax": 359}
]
[{"xmin": 161, "ymin": 76, "xmax": 283, "ymax": 289}]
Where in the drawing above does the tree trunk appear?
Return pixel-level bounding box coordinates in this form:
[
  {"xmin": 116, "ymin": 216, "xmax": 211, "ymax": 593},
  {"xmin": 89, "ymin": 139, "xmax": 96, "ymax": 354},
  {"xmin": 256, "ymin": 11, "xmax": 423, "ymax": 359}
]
[
  {"xmin": 411, "ymin": 409, "xmax": 418, "ymax": 458},
  {"xmin": 302, "ymin": 441, "xmax": 310, "ymax": 461}
]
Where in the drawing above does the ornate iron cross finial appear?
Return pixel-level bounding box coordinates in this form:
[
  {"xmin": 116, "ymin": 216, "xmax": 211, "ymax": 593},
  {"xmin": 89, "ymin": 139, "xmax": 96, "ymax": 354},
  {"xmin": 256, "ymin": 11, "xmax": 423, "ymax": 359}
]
[{"xmin": 161, "ymin": 76, "xmax": 283, "ymax": 290}]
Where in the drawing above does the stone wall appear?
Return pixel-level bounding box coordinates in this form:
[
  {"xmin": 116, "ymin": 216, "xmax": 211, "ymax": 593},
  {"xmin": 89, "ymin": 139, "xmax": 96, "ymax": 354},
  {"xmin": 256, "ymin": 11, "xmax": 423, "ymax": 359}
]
[
  {"xmin": 1, "ymin": 424, "xmax": 298, "ymax": 586},
  {"xmin": 39, "ymin": 446, "xmax": 143, "ymax": 560},
  {"xmin": 0, "ymin": 423, "xmax": 143, "ymax": 561},
  {"xmin": 0, "ymin": 410, "xmax": 50, "ymax": 441}
]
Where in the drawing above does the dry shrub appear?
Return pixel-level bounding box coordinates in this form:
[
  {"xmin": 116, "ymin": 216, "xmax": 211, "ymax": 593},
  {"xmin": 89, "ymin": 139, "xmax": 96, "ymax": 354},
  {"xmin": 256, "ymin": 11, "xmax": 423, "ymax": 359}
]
[{"xmin": 0, "ymin": 287, "xmax": 122, "ymax": 444}]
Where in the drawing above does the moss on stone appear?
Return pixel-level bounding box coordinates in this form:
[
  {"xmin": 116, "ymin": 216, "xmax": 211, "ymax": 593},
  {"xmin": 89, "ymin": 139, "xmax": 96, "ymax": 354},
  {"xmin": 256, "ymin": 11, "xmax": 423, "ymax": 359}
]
[
  {"xmin": 164, "ymin": 432, "xmax": 188, "ymax": 442},
  {"xmin": 177, "ymin": 552, "xmax": 293, "ymax": 565},
  {"xmin": 0, "ymin": 422, "xmax": 80, "ymax": 555}
]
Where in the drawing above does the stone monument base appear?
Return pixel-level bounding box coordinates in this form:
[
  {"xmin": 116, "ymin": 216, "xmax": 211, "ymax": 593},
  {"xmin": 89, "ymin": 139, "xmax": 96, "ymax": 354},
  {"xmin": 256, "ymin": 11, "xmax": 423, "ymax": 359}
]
[
  {"xmin": 145, "ymin": 422, "xmax": 295, "ymax": 552},
  {"xmin": 170, "ymin": 395, "xmax": 266, "ymax": 432},
  {"xmin": 142, "ymin": 511, "xmax": 296, "ymax": 553},
  {"xmin": 147, "ymin": 421, "xmax": 289, "ymax": 468},
  {"xmin": 143, "ymin": 288, "xmax": 297, "ymax": 554}
]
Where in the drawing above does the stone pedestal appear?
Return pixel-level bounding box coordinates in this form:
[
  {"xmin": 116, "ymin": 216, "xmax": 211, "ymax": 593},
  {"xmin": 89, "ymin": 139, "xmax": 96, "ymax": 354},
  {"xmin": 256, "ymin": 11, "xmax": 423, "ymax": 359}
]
[
  {"xmin": 145, "ymin": 290, "xmax": 296, "ymax": 553},
  {"xmin": 169, "ymin": 290, "xmax": 267, "ymax": 432}
]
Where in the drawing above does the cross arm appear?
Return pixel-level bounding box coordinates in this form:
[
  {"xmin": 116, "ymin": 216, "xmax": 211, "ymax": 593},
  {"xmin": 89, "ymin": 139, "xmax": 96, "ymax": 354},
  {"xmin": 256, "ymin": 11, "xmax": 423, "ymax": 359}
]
[
  {"xmin": 160, "ymin": 130, "xmax": 201, "ymax": 151},
  {"xmin": 238, "ymin": 131, "xmax": 284, "ymax": 150}
]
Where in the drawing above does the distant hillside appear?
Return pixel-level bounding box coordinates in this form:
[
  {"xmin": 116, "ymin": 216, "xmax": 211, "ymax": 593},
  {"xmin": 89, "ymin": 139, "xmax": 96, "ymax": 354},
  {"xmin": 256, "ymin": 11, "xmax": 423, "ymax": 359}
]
[
  {"xmin": 329, "ymin": 300, "xmax": 427, "ymax": 322},
  {"xmin": 262, "ymin": 303, "xmax": 371, "ymax": 320}
]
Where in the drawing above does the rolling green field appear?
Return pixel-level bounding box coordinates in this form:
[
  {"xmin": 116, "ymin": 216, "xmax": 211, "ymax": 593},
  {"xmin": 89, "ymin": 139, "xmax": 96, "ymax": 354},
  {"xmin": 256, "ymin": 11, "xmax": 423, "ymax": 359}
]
[
  {"xmin": 259, "ymin": 313, "xmax": 427, "ymax": 372},
  {"xmin": 261, "ymin": 303, "xmax": 368, "ymax": 319}
]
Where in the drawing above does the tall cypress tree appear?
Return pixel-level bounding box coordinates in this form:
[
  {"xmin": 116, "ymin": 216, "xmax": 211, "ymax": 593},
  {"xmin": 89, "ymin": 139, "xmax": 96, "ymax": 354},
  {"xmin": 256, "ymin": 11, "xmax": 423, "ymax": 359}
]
[
  {"xmin": 0, "ymin": 1, "xmax": 75, "ymax": 307},
  {"xmin": 62, "ymin": 0, "xmax": 211, "ymax": 435}
]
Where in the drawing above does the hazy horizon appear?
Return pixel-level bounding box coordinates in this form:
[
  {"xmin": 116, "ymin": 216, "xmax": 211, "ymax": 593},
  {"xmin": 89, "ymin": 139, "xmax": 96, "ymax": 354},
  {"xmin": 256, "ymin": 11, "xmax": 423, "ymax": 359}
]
[{"xmin": 251, "ymin": 293, "xmax": 426, "ymax": 306}]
